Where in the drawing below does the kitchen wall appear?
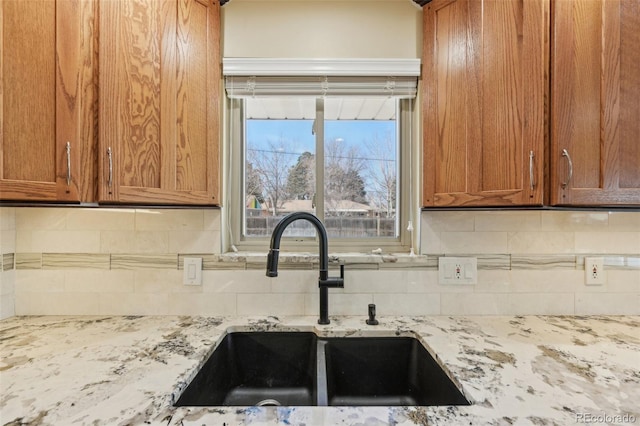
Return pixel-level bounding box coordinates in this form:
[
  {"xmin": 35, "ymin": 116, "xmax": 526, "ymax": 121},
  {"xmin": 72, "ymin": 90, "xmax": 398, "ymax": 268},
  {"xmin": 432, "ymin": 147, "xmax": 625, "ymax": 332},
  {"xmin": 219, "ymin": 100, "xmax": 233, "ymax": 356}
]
[
  {"xmin": 0, "ymin": 207, "xmax": 16, "ymax": 319},
  {"xmin": 222, "ymin": 0, "xmax": 422, "ymax": 59},
  {"xmin": 1, "ymin": 207, "xmax": 638, "ymax": 318}
]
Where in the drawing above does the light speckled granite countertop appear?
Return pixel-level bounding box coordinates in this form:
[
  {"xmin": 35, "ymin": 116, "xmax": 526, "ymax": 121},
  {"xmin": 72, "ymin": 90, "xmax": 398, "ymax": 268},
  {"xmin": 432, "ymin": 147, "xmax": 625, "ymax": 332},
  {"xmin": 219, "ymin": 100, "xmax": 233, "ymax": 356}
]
[{"xmin": 1, "ymin": 315, "xmax": 638, "ymax": 425}]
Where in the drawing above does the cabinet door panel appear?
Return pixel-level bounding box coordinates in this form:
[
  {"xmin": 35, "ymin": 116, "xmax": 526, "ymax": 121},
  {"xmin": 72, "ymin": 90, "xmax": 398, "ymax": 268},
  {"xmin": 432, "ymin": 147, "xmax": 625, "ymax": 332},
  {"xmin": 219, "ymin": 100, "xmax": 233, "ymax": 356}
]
[
  {"xmin": 1, "ymin": 0, "xmax": 96, "ymax": 202},
  {"xmin": 175, "ymin": 0, "xmax": 219, "ymax": 196},
  {"xmin": 1, "ymin": 0, "xmax": 57, "ymax": 199},
  {"xmin": 423, "ymin": 0, "xmax": 547, "ymax": 207},
  {"xmin": 56, "ymin": 0, "xmax": 98, "ymax": 202},
  {"xmin": 551, "ymin": 0, "xmax": 640, "ymax": 205},
  {"xmin": 100, "ymin": 0, "xmax": 164, "ymax": 200},
  {"xmin": 99, "ymin": 0, "xmax": 220, "ymax": 205},
  {"xmin": 430, "ymin": 0, "xmax": 470, "ymax": 195},
  {"xmin": 618, "ymin": 0, "xmax": 640, "ymax": 190}
]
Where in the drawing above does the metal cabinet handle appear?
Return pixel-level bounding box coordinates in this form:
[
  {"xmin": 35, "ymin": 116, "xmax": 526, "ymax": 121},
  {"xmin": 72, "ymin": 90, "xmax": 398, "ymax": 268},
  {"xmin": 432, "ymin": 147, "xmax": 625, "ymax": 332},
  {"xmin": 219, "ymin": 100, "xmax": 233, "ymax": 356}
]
[
  {"xmin": 529, "ymin": 151, "xmax": 535, "ymax": 190},
  {"xmin": 107, "ymin": 147, "xmax": 113, "ymax": 188},
  {"xmin": 561, "ymin": 148, "xmax": 573, "ymax": 189},
  {"xmin": 65, "ymin": 142, "xmax": 72, "ymax": 187}
]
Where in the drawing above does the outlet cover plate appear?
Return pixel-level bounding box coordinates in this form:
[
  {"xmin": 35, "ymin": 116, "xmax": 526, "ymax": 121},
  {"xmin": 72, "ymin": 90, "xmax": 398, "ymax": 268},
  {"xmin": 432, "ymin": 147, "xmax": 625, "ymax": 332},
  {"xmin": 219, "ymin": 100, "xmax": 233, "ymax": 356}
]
[
  {"xmin": 183, "ymin": 257, "xmax": 203, "ymax": 286},
  {"xmin": 438, "ymin": 257, "xmax": 477, "ymax": 285},
  {"xmin": 585, "ymin": 257, "xmax": 605, "ymax": 285}
]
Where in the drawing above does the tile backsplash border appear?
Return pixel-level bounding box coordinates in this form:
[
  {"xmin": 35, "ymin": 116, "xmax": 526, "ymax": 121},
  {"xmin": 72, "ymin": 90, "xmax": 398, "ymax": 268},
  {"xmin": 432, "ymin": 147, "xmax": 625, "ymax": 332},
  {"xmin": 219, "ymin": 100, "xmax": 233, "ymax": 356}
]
[{"xmin": 8, "ymin": 251, "xmax": 640, "ymax": 272}]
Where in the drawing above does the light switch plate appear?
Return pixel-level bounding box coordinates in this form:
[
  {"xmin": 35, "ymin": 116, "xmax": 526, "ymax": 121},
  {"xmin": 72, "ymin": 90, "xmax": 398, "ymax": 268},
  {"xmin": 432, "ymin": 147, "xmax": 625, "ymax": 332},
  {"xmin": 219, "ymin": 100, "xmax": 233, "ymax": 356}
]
[
  {"xmin": 183, "ymin": 257, "xmax": 202, "ymax": 286},
  {"xmin": 438, "ymin": 257, "xmax": 477, "ymax": 285}
]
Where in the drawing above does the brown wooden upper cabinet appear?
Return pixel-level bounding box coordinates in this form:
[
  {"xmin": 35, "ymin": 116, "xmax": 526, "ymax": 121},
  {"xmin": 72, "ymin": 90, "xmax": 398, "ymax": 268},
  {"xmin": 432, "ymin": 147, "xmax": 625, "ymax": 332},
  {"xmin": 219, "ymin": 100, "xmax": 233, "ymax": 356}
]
[
  {"xmin": 0, "ymin": 0, "xmax": 97, "ymax": 202},
  {"xmin": 98, "ymin": 0, "xmax": 221, "ymax": 205},
  {"xmin": 422, "ymin": 0, "xmax": 548, "ymax": 207},
  {"xmin": 551, "ymin": 0, "xmax": 640, "ymax": 206}
]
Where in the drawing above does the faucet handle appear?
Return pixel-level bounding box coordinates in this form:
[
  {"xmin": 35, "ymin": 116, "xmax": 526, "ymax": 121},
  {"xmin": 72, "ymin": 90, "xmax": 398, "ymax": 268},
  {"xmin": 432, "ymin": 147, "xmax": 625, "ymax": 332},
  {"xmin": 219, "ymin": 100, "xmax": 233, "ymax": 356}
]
[{"xmin": 320, "ymin": 264, "xmax": 344, "ymax": 289}]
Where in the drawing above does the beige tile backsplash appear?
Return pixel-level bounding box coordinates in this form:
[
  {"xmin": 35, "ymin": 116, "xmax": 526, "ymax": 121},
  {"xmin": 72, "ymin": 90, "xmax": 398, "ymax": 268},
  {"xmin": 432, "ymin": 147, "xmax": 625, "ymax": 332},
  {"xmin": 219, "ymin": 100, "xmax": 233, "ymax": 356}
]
[
  {"xmin": 0, "ymin": 208, "xmax": 16, "ymax": 319},
  {"xmin": 0, "ymin": 207, "xmax": 638, "ymax": 317}
]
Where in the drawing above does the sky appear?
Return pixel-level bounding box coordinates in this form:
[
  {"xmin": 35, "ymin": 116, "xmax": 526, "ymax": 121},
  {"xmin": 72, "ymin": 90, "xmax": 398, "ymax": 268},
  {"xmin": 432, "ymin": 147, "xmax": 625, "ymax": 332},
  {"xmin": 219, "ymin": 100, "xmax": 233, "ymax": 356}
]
[
  {"xmin": 246, "ymin": 118, "xmax": 398, "ymax": 208},
  {"xmin": 246, "ymin": 119, "xmax": 396, "ymax": 160}
]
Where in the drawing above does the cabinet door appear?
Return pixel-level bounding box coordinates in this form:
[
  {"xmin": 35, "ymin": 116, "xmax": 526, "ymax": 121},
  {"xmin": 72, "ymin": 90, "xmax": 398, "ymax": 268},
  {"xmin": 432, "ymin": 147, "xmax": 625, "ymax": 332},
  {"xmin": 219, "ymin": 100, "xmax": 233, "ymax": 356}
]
[
  {"xmin": 99, "ymin": 0, "xmax": 220, "ymax": 205},
  {"xmin": 551, "ymin": 0, "xmax": 640, "ymax": 205},
  {"xmin": 422, "ymin": 0, "xmax": 548, "ymax": 207},
  {"xmin": 0, "ymin": 0, "xmax": 97, "ymax": 202}
]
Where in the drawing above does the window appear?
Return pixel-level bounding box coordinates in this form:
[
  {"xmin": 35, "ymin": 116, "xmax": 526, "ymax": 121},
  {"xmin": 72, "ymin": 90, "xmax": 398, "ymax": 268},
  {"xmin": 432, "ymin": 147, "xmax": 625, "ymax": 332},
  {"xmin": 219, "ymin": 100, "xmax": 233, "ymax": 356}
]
[
  {"xmin": 224, "ymin": 60, "xmax": 418, "ymax": 252},
  {"xmin": 245, "ymin": 96, "xmax": 399, "ymax": 239}
]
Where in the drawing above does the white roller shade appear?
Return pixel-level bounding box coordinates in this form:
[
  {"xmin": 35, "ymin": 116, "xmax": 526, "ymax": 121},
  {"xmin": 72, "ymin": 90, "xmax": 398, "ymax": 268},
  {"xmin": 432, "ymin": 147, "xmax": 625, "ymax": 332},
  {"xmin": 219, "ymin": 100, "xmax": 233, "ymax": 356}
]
[
  {"xmin": 225, "ymin": 75, "xmax": 417, "ymax": 98},
  {"xmin": 223, "ymin": 58, "xmax": 420, "ymax": 99}
]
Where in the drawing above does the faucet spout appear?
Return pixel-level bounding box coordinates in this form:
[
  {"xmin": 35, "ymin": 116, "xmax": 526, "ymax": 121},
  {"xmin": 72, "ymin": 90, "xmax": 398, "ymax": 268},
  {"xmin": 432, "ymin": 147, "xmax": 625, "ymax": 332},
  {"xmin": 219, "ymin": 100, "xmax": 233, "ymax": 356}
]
[{"xmin": 265, "ymin": 212, "xmax": 344, "ymax": 324}]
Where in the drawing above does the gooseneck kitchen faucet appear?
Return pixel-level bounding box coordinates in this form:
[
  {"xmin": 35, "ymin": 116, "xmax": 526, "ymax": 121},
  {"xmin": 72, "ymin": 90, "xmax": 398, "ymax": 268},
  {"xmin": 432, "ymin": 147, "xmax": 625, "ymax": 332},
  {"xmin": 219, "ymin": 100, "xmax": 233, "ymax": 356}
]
[{"xmin": 266, "ymin": 212, "xmax": 344, "ymax": 324}]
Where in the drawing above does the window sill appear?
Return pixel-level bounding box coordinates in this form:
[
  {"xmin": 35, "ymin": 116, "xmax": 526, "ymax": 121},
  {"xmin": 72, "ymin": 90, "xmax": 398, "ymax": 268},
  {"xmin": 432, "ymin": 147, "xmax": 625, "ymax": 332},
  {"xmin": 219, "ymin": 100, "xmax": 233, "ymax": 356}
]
[{"xmin": 217, "ymin": 251, "xmax": 437, "ymax": 270}]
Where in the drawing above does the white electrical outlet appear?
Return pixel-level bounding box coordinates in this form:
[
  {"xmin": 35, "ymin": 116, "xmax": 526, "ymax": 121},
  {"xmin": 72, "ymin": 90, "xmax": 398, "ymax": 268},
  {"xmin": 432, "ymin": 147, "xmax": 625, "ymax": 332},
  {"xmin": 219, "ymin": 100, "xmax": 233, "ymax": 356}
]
[
  {"xmin": 439, "ymin": 257, "xmax": 477, "ymax": 285},
  {"xmin": 183, "ymin": 257, "xmax": 203, "ymax": 286},
  {"xmin": 585, "ymin": 257, "xmax": 605, "ymax": 285}
]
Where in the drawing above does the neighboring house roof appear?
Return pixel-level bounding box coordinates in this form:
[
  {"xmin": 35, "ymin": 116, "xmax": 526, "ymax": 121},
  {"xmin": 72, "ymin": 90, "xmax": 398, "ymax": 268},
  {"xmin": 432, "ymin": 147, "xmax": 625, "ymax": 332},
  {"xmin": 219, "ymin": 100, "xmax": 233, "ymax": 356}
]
[
  {"xmin": 279, "ymin": 199, "xmax": 372, "ymax": 213},
  {"xmin": 280, "ymin": 199, "xmax": 314, "ymax": 213},
  {"xmin": 326, "ymin": 199, "xmax": 373, "ymax": 213}
]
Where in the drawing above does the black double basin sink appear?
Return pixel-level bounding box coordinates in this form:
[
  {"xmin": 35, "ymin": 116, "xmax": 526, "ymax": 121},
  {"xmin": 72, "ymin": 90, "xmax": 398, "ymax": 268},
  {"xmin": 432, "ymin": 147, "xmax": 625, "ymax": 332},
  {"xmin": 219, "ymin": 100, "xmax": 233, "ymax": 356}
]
[{"xmin": 174, "ymin": 331, "xmax": 470, "ymax": 407}]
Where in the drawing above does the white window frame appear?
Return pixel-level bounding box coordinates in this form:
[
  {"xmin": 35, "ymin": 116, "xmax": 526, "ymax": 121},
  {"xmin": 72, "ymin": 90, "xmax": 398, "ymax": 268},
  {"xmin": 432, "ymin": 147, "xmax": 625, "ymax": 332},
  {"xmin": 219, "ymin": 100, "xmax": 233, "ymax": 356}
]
[{"xmin": 222, "ymin": 59, "xmax": 419, "ymax": 253}]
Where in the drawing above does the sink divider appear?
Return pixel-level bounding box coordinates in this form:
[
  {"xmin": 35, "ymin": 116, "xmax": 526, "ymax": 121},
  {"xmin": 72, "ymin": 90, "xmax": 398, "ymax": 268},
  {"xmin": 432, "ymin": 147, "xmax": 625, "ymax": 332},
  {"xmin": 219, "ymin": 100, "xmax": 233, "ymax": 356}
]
[{"xmin": 316, "ymin": 339, "xmax": 329, "ymax": 406}]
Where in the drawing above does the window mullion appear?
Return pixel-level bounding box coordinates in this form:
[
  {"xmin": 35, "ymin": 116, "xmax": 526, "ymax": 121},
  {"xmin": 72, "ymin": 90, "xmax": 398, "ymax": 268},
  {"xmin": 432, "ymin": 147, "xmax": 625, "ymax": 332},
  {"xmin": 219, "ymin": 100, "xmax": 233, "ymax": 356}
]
[{"xmin": 315, "ymin": 98, "xmax": 325, "ymax": 223}]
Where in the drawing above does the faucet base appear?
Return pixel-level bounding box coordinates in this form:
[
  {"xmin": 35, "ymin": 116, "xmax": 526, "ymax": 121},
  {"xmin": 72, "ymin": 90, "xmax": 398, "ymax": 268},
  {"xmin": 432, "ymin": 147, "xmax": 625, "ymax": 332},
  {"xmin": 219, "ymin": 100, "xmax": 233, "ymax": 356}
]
[{"xmin": 318, "ymin": 318, "xmax": 330, "ymax": 325}]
